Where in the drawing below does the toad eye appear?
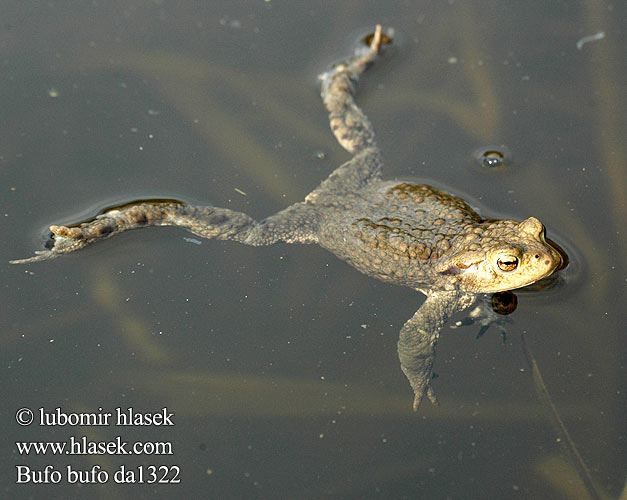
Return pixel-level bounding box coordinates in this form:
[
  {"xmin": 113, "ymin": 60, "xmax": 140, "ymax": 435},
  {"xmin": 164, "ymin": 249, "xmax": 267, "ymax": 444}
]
[{"xmin": 496, "ymin": 255, "xmax": 519, "ymax": 272}]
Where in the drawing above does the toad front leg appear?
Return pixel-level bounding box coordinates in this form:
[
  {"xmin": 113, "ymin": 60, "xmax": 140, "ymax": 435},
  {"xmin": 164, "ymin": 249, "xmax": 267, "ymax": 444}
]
[{"xmin": 398, "ymin": 290, "xmax": 476, "ymax": 410}]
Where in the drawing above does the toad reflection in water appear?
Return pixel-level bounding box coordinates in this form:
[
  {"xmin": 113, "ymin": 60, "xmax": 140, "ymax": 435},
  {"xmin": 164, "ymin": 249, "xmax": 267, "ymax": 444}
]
[{"xmin": 12, "ymin": 26, "xmax": 565, "ymax": 410}]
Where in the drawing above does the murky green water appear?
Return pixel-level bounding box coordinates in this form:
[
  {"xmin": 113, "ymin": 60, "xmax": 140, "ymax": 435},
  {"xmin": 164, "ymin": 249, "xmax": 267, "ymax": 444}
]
[{"xmin": 2, "ymin": 1, "xmax": 624, "ymax": 499}]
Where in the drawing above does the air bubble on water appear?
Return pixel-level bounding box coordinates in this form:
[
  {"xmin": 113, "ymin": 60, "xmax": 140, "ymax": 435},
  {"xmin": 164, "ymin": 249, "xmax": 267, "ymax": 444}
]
[
  {"xmin": 481, "ymin": 150, "xmax": 505, "ymax": 169},
  {"xmin": 471, "ymin": 146, "xmax": 512, "ymax": 171}
]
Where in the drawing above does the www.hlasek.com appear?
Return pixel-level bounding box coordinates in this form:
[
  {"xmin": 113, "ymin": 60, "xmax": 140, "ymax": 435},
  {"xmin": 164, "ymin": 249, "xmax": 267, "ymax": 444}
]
[{"xmin": 14, "ymin": 407, "xmax": 180, "ymax": 485}]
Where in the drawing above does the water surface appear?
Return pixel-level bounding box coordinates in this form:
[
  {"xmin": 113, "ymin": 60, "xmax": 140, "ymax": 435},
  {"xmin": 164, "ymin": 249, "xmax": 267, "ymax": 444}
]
[{"xmin": 2, "ymin": 1, "xmax": 624, "ymax": 499}]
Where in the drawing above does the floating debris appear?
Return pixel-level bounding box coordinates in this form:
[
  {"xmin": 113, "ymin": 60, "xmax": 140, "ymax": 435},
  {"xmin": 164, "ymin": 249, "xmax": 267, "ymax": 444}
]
[{"xmin": 576, "ymin": 31, "xmax": 605, "ymax": 50}]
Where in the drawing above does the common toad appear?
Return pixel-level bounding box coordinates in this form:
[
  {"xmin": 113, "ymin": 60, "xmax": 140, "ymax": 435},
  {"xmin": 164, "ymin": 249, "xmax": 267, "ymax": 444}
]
[{"xmin": 12, "ymin": 26, "xmax": 564, "ymax": 409}]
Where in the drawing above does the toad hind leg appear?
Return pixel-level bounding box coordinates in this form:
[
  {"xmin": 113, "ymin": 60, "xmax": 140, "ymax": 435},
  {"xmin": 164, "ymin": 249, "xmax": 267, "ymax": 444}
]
[
  {"xmin": 320, "ymin": 24, "xmax": 388, "ymax": 155},
  {"xmin": 306, "ymin": 26, "xmax": 391, "ymax": 202},
  {"xmin": 10, "ymin": 199, "xmax": 320, "ymax": 263}
]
